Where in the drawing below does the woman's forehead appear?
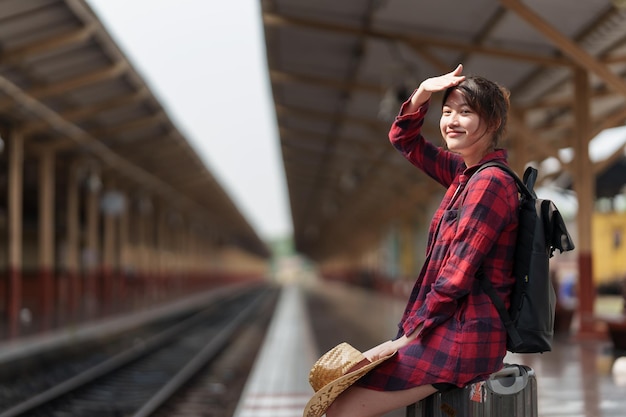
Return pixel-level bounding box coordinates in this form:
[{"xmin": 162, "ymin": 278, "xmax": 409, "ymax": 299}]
[{"xmin": 443, "ymin": 89, "xmax": 468, "ymax": 107}]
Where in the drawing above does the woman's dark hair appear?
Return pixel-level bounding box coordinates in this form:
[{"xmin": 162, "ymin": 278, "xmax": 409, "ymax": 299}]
[{"xmin": 442, "ymin": 75, "xmax": 510, "ymax": 147}]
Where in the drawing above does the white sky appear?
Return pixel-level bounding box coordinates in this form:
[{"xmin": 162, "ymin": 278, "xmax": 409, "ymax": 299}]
[{"xmin": 85, "ymin": 0, "xmax": 292, "ymax": 241}]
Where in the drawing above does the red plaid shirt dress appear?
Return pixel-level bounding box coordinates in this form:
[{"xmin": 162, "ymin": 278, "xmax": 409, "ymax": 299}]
[{"xmin": 357, "ymin": 100, "xmax": 519, "ymax": 390}]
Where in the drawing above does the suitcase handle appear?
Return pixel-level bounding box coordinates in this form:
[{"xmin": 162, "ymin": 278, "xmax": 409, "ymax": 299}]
[
  {"xmin": 491, "ymin": 365, "xmax": 522, "ymax": 379},
  {"xmin": 487, "ymin": 365, "xmax": 529, "ymax": 395}
]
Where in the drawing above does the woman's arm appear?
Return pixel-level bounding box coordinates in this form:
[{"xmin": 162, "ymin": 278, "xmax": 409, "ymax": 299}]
[
  {"xmin": 389, "ymin": 64, "xmax": 467, "ymax": 188},
  {"xmin": 402, "ymin": 64, "xmax": 465, "ymax": 115}
]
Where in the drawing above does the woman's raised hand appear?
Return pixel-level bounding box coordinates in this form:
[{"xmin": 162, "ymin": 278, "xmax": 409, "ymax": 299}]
[
  {"xmin": 407, "ymin": 64, "xmax": 466, "ymax": 110},
  {"xmin": 419, "ymin": 64, "xmax": 465, "ymax": 93}
]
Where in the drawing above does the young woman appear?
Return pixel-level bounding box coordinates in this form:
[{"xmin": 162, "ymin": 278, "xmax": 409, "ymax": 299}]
[{"xmin": 325, "ymin": 64, "xmax": 519, "ymax": 417}]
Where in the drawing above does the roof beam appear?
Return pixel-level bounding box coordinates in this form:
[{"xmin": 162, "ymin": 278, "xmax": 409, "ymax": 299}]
[
  {"xmin": 276, "ymin": 103, "xmax": 387, "ymax": 133},
  {"xmin": 110, "ymin": 135, "xmax": 171, "ymax": 156},
  {"xmin": 270, "ymin": 69, "xmax": 383, "ymax": 95},
  {"xmin": 27, "ymin": 113, "xmax": 168, "ymax": 153},
  {"xmin": 0, "ymin": 62, "xmax": 128, "ymax": 111},
  {"xmin": 407, "ymin": 45, "xmax": 450, "ymax": 72},
  {"xmin": 0, "ymin": 24, "xmax": 97, "ymax": 65},
  {"xmin": 89, "ymin": 112, "xmax": 167, "ymax": 138},
  {"xmin": 520, "ymin": 101, "xmax": 626, "ymax": 146},
  {"xmin": 519, "ymin": 86, "xmax": 615, "ymax": 110},
  {"xmin": 280, "ymin": 126, "xmax": 375, "ymax": 148},
  {"xmin": 508, "ymin": 106, "xmax": 562, "ymax": 163},
  {"xmin": 263, "ymin": 12, "xmax": 571, "ymax": 67},
  {"xmin": 0, "ymin": 69, "xmax": 213, "ymax": 222},
  {"xmin": 456, "ymin": 6, "xmax": 508, "ymax": 64},
  {"xmin": 499, "ymin": 0, "xmax": 626, "ymax": 97},
  {"xmin": 592, "ymin": 104, "xmax": 626, "ymax": 136},
  {"xmin": 282, "ymin": 136, "xmax": 371, "ymax": 159},
  {"xmin": 23, "ymin": 89, "xmax": 150, "ymax": 135},
  {"xmin": 32, "ymin": 62, "xmax": 128, "ymax": 99},
  {"xmin": 276, "ymin": 102, "xmax": 440, "ymax": 139}
]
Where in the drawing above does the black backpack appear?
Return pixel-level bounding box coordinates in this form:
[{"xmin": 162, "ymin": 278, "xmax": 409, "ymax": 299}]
[{"xmin": 471, "ymin": 162, "xmax": 575, "ymax": 353}]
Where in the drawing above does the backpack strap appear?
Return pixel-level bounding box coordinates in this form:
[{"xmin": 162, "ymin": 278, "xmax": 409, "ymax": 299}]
[
  {"xmin": 476, "ymin": 269, "xmax": 524, "ymax": 350},
  {"xmin": 470, "ymin": 162, "xmax": 527, "ymax": 351},
  {"xmin": 474, "ymin": 162, "xmax": 535, "ymax": 199}
]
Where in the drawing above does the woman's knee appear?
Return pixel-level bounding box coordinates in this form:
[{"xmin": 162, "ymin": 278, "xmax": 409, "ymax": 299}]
[
  {"xmin": 325, "ymin": 387, "xmax": 372, "ymax": 417},
  {"xmin": 324, "ymin": 399, "xmax": 340, "ymax": 417},
  {"xmin": 324, "ymin": 393, "xmax": 352, "ymax": 417}
]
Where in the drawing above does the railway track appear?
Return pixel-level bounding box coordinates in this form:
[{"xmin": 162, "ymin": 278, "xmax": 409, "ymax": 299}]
[{"xmin": 0, "ymin": 284, "xmax": 278, "ymax": 417}]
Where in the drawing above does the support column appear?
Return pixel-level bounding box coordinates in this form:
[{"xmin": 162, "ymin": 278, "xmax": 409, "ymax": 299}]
[
  {"xmin": 118, "ymin": 190, "xmax": 130, "ymax": 306},
  {"xmin": 572, "ymin": 67, "xmax": 596, "ymax": 336},
  {"xmin": 154, "ymin": 201, "xmax": 166, "ymax": 297},
  {"xmin": 137, "ymin": 197, "xmax": 147, "ymax": 297},
  {"xmin": 174, "ymin": 214, "xmax": 185, "ymax": 290},
  {"xmin": 144, "ymin": 198, "xmax": 155, "ymax": 297},
  {"xmin": 510, "ymin": 108, "xmax": 528, "ymax": 175},
  {"xmin": 168, "ymin": 212, "xmax": 182, "ymax": 290},
  {"xmin": 7, "ymin": 128, "xmax": 23, "ymax": 338},
  {"xmin": 164, "ymin": 212, "xmax": 173, "ymax": 289},
  {"xmin": 189, "ymin": 228, "xmax": 198, "ymax": 284},
  {"xmin": 65, "ymin": 163, "xmax": 81, "ymax": 319},
  {"xmin": 38, "ymin": 149, "xmax": 55, "ymax": 331},
  {"xmin": 142, "ymin": 198, "xmax": 155, "ymax": 294},
  {"xmin": 84, "ymin": 170, "xmax": 101, "ymax": 317},
  {"xmin": 101, "ymin": 181, "xmax": 117, "ymax": 314}
]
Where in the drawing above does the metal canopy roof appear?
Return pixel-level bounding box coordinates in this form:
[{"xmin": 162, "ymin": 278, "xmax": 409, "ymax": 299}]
[
  {"xmin": 0, "ymin": 0, "xmax": 269, "ymax": 258},
  {"xmin": 262, "ymin": 0, "xmax": 626, "ymax": 261}
]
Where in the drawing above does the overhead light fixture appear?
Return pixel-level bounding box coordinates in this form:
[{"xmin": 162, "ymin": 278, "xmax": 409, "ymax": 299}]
[
  {"xmin": 87, "ymin": 171, "xmax": 102, "ymax": 192},
  {"xmin": 100, "ymin": 191, "xmax": 126, "ymax": 216}
]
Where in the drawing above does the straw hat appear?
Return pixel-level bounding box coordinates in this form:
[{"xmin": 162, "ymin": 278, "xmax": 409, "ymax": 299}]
[{"xmin": 303, "ymin": 342, "xmax": 395, "ymax": 417}]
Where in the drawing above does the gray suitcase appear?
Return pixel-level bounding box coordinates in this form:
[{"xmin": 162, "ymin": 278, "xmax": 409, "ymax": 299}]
[{"xmin": 406, "ymin": 364, "xmax": 538, "ymax": 417}]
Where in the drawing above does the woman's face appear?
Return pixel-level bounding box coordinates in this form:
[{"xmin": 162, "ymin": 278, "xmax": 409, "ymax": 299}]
[{"xmin": 440, "ymin": 89, "xmax": 493, "ymax": 163}]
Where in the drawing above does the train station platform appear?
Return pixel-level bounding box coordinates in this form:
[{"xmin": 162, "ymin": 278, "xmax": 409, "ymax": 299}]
[
  {"xmin": 237, "ymin": 280, "xmax": 626, "ymax": 417},
  {"xmin": 234, "ymin": 284, "xmax": 319, "ymax": 417}
]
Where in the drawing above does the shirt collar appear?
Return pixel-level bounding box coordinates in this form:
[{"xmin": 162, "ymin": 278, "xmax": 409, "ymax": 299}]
[{"xmin": 463, "ymin": 149, "xmax": 509, "ymax": 176}]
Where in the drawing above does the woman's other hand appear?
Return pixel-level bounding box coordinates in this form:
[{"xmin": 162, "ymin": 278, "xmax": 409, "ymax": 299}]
[
  {"xmin": 362, "ymin": 332, "xmax": 415, "ymax": 361},
  {"xmin": 362, "ymin": 340, "xmax": 397, "ymax": 361}
]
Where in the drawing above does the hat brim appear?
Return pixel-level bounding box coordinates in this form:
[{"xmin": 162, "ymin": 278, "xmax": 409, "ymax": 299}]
[{"xmin": 303, "ymin": 352, "xmax": 395, "ymax": 417}]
